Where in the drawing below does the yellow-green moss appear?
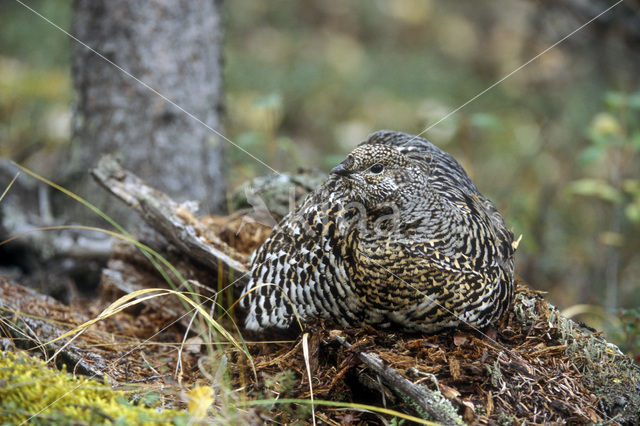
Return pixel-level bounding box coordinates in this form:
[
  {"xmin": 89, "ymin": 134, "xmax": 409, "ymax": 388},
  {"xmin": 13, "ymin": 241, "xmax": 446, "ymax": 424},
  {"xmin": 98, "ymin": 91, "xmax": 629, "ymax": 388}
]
[{"xmin": 0, "ymin": 350, "xmax": 188, "ymax": 425}]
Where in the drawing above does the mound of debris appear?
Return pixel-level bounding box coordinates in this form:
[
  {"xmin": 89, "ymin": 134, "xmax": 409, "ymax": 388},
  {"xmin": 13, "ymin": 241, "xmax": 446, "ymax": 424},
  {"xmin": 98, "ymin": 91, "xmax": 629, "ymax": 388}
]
[{"xmin": 241, "ymin": 284, "xmax": 639, "ymax": 424}]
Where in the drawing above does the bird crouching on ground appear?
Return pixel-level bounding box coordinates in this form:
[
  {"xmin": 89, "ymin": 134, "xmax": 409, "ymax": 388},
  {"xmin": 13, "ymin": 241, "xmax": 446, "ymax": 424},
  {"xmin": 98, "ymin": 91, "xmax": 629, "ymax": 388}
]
[{"xmin": 240, "ymin": 130, "xmax": 516, "ymax": 334}]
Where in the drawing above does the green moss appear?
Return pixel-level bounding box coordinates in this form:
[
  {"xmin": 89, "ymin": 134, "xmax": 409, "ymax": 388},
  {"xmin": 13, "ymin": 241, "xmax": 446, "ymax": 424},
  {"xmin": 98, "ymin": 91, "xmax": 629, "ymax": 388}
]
[{"xmin": 0, "ymin": 350, "xmax": 188, "ymax": 425}]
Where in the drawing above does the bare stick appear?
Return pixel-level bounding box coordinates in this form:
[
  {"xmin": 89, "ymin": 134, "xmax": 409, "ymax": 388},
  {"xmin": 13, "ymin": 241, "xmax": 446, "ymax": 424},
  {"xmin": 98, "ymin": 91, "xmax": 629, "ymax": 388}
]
[
  {"xmin": 91, "ymin": 155, "xmax": 248, "ymax": 276},
  {"xmin": 331, "ymin": 332, "xmax": 463, "ymax": 425}
]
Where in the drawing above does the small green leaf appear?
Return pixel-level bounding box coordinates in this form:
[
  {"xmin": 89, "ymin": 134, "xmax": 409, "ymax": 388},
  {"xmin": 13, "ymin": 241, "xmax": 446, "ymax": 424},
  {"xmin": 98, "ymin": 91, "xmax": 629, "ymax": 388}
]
[
  {"xmin": 578, "ymin": 145, "xmax": 604, "ymax": 165},
  {"xmin": 470, "ymin": 113, "xmax": 502, "ymax": 131},
  {"xmin": 625, "ymin": 201, "xmax": 640, "ymax": 223},
  {"xmin": 622, "ymin": 179, "xmax": 640, "ymax": 195},
  {"xmin": 604, "ymin": 91, "xmax": 626, "ymax": 109},
  {"xmin": 589, "ymin": 112, "xmax": 622, "ymax": 137},
  {"xmin": 567, "ymin": 179, "xmax": 623, "ymax": 204}
]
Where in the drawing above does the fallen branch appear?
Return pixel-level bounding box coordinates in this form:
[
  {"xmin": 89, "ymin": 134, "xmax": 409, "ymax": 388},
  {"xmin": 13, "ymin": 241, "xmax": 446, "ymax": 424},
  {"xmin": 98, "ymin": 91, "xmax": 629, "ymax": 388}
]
[
  {"xmin": 0, "ymin": 278, "xmax": 107, "ymax": 379},
  {"xmin": 90, "ymin": 155, "xmax": 248, "ymax": 276},
  {"xmin": 331, "ymin": 332, "xmax": 463, "ymax": 425}
]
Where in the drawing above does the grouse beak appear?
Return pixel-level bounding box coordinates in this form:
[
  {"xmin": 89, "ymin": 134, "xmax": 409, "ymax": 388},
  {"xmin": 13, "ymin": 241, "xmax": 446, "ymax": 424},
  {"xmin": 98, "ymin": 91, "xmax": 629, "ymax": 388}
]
[{"xmin": 330, "ymin": 163, "xmax": 351, "ymax": 177}]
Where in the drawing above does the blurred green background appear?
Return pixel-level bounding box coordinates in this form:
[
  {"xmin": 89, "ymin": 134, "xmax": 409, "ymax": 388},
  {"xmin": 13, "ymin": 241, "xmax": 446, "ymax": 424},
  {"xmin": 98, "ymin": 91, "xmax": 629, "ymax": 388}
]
[{"xmin": 1, "ymin": 1, "xmax": 639, "ymax": 354}]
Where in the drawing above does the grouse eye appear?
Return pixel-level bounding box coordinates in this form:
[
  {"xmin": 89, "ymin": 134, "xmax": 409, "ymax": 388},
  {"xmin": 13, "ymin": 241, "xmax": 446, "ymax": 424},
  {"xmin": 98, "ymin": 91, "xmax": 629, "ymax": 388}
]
[{"xmin": 370, "ymin": 163, "xmax": 384, "ymax": 174}]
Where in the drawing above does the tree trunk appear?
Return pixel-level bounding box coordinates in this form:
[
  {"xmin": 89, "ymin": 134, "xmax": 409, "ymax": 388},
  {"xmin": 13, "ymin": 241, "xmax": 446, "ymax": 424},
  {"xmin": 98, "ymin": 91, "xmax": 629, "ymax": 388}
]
[{"xmin": 66, "ymin": 0, "xmax": 225, "ymax": 227}]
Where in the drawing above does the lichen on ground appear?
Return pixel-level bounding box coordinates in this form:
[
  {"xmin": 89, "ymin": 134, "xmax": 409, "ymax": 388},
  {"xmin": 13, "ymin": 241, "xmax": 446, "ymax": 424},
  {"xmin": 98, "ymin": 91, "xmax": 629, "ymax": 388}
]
[
  {"xmin": 545, "ymin": 294, "xmax": 640, "ymax": 422},
  {"xmin": 0, "ymin": 350, "xmax": 188, "ymax": 424}
]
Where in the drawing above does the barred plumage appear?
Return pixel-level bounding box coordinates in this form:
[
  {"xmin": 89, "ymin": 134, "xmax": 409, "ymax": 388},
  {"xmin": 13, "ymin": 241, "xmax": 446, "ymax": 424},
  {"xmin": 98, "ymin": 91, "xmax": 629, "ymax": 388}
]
[{"xmin": 241, "ymin": 130, "xmax": 515, "ymax": 333}]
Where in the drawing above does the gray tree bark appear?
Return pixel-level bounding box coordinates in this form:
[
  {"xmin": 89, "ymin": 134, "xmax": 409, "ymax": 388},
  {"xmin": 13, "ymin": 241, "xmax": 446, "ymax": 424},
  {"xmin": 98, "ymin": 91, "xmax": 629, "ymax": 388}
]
[{"xmin": 66, "ymin": 0, "xmax": 225, "ymax": 227}]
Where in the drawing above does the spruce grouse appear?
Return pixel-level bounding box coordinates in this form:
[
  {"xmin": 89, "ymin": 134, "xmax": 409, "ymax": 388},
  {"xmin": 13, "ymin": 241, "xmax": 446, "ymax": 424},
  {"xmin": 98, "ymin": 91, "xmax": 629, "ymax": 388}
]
[{"xmin": 241, "ymin": 130, "xmax": 515, "ymax": 333}]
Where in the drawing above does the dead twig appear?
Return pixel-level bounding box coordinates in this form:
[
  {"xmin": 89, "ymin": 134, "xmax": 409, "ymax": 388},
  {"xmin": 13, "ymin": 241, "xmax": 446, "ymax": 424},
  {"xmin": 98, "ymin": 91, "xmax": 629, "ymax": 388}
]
[
  {"xmin": 330, "ymin": 332, "xmax": 463, "ymax": 425},
  {"xmin": 90, "ymin": 155, "xmax": 248, "ymax": 277}
]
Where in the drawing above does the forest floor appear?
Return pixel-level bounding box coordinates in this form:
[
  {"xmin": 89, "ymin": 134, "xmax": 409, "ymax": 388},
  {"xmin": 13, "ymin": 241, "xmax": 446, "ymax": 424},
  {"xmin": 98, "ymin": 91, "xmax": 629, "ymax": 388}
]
[
  {"xmin": 1, "ymin": 160, "xmax": 639, "ymax": 424},
  {"xmin": 2, "ymin": 225, "xmax": 639, "ymax": 424}
]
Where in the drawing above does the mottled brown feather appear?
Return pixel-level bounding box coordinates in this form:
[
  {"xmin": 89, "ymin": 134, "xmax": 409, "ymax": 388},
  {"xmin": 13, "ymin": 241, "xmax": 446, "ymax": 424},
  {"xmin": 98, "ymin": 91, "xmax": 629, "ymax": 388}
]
[{"xmin": 241, "ymin": 130, "xmax": 515, "ymax": 333}]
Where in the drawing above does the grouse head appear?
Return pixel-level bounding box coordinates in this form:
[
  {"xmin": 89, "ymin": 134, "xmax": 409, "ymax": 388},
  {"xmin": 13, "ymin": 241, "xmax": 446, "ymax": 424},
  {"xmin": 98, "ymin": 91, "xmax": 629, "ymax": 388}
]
[{"xmin": 329, "ymin": 138, "xmax": 429, "ymax": 213}]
